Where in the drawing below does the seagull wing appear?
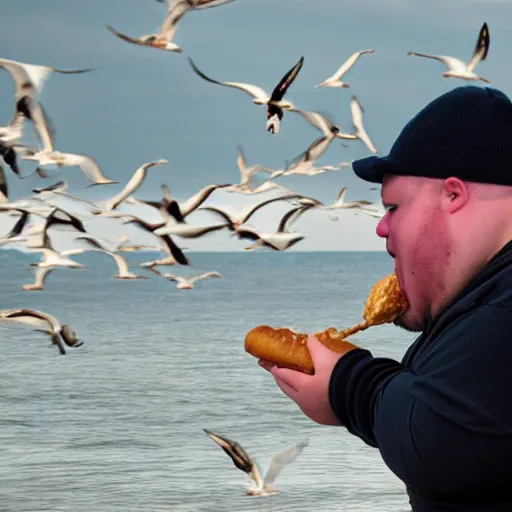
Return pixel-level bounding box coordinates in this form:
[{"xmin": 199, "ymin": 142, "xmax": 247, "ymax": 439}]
[
  {"xmin": 106, "ymin": 26, "xmax": 154, "ymax": 46},
  {"xmin": 59, "ymin": 153, "xmax": 117, "ymax": 185},
  {"xmin": 0, "ymin": 308, "xmax": 59, "ymax": 331},
  {"xmin": 0, "ymin": 165, "xmax": 7, "ymax": 202},
  {"xmin": 468, "ymin": 22, "xmax": 490, "ymax": 72},
  {"xmin": 189, "ymin": 58, "xmax": 269, "ymax": 102},
  {"xmin": 318, "ymin": 49, "xmax": 375, "ymax": 84},
  {"xmin": 240, "ymin": 193, "xmax": 304, "ymax": 224},
  {"xmin": 189, "ymin": 0, "xmax": 236, "ymax": 9},
  {"xmin": 189, "ymin": 271, "xmax": 222, "ymax": 283},
  {"xmin": 291, "ymin": 109, "xmax": 337, "ymax": 137},
  {"xmin": 49, "ymin": 66, "xmax": 95, "ymax": 75},
  {"xmin": 350, "ymin": 96, "xmax": 378, "ymax": 154},
  {"xmin": 180, "ymin": 183, "xmax": 229, "ymax": 217},
  {"xmin": 198, "ymin": 206, "xmax": 235, "ymax": 227},
  {"xmin": 335, "ymin": 186, "xmax": 348, "ymax": 205},
  {"xmin": 159, "ymin": 235, "xmax": 190, "ymax": 265},
  {"xmin": 106, "ymin": 251, "xmax": 130, "ymax": 275},
  {"xmin": 160, "ymin": 1, "xmax": 189, "ymax": 40},
  {"xmin": 236, "ymin": 144, "xmax": 249, "ymax": 183},
  {"xmin": 407, "ymin": 51, "xmax": 468, "ymax": 73},
  {"xmin": 204, "ymin": 429, "xmax": 263, "ymax": 488},
  {"xmin": 32, "ymin": 266, "xmax": 55, "ymax": 288},
  {"xmin": 277, "ymin": 206, "xmax": 310, "ymax": 233},
  {"xmin": 0, "ymin": 58, "xmax": 51, "ymax": 96},
  {"xmin": 106, "ymin": 159, "xmax": 167, "ymax": 210},
  {"xmin": 263, "ymin": 439, "xmax": 308, "ymax": 488},
  {"xmin": 16, "ymin": 97, "xmax": 56, "ymax": 152},
  {"xmin": 289, "ymin": 136, "xmax": 334, "ymax": 169},
  {"xmin": 270, "ymin": 56, "xmax": 304, "ymax": 102}
]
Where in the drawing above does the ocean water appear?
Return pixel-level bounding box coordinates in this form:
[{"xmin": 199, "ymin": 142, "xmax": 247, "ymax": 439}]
[{"xmin": 0, "ymin": 250, "xmax": 415, "ymax": 512}]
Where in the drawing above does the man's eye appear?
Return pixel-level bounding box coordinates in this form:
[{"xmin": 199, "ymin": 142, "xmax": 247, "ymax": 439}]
[{"xmin": 384, "ymin": 205, "xmax": 397, "ymax": 212}]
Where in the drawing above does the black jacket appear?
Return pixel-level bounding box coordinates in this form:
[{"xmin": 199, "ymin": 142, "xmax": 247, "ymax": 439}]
[{"xmin": 329, "ymin": 240, "xmax": 512, "ymax": 511}]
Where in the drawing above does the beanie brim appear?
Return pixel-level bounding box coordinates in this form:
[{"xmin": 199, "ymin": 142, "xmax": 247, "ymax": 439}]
[{"xmin": 352, "ymin": 155, "xmax": 393, "ymax": 184}]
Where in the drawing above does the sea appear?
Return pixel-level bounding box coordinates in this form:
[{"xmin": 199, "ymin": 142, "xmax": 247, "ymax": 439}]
[{"xmin": 0, "ymin": 250, "xmax": 415, "ymax": 512}]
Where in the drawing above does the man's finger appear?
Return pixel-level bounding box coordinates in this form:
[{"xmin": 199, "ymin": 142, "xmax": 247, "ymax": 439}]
[
  {"xmin": 307, "ymin": 333, "xmax": 358, "ymax": 368},
  {"xmin": 271, "ymin": 366, "xmax": 309, "ymax": 393},
  {"xmin": 258, "ymin": 359, "xmax": 275, "ymax": 372}
]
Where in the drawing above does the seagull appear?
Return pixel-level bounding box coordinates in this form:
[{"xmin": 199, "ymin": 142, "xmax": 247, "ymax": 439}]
[
  {"xmin": 106, "ymin": 251, "xmax": 149, "ymax": 280},
  {"xmin": 198, "ymin": 193, "xmax": 306, "ymax": 233},
  {"xmin": 285, "ymin": 136, "xmax": 339, "ymax": 171},
  {"xmin": 322, "ymin": 186, "xmax": 373, "ymax": 210},
  {"xmin": 32, "ymin": 180, "xmax": 100, "ymax": 210},
  {"xmin": 28, "ymin": 247, "xmax": 86, "ymax": 269},
  {"xmin": 21, "ymin": 151, "xmax": 118, "ymax": 186},
  {"xmin": 27, "ymin": 223, "xmax": 87, "ymax": 268},
  {"xmin": 285, "ymin": 108, "xmax": 359, "ymax": 167},
  {"xmin": 350, "ymin": 96, "xmax": 378, "ymax": 154},
  {"xmin": 353, "ymin": 206, "xmax": 385, "ymax": 219},
  {"xmin": 73, "ymin": 235, "xmax": 149, "ymax": 279},
  {"xmin": 74, "ymin": 233, "xmax": 130, "ymax": 253},
  {"xmin": 102, "ymin": 159, "xmax": 168, "ymax": 211},
  {"xmin": 128, "ymin": 182, "xmax": 231, "ymax": 222},
  {"xmin": 204, "ymin": 429, "xmax": 308, "ymax": 496},
  {"xmin": 270, "ymin": 162, "xmax": 343, "ymax": 177},
  {"xmin": 407, "ymin": 22, "xmax": 490, "ymax": 83},
  {"xmin": 0, "ymin": 57, "xmax": 94, "ymax": 152},
  {"xmin": 315, "ymin": 49, "xmax": 375, "ymax": 88},
  {"xmin": 220, "ymin": 145, "xmax": 296, "ymax": 194},
  {"xmin": 237, "ymin": 205, "xmax": 312, "ymax": 251},
  {"xmin": 149, "ymin": 268, "xmax": 221, "ymax": 289},
  {"xmin": 107, "ymin": 0, "xmax": 235, "ymax": 54},
  {"xmin": 0, "ymin": 308, "xmax": 82, "ymax": 355},
  {"xmin": 189, "ymin": 56, "xmax": 304, "ymax": 134},
  {"xmin": 152, "ymin": 221, "xmax": 228, "ymax": 238},
  {"xmin": 95, "ymin": 212, "xmax": 190, "ymax": 267}
]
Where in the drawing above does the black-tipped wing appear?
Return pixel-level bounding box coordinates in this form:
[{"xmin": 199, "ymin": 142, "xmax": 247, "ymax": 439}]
[
  {"xmin": 270, "ymin": 56, "xmax": 304, "ymax": 102},
  {"xmin": 161, "ymin": 235, "xmax": 190, "ymax": 265},
  {"xmin": 0, "ymin": 165, "xmax": 7, "ymax": 199},
  {"xmin": 188, "ymin": 57, "xmax": 226, "ymax": 87},
  {"xmin": 106, "ymin": 25, "xmax": 152, "ymax": 46},
  {"xmin": 51, "ymin": 67, "xmax": 95, "ymax": 75},
  {"xmin": 468, "ymin": 22, "xmax": 490, "ymax": 71},
  {"xmin": 204, "ymin": 429, "xmax": 254, "ymax": 474},
  {"xmin": 277, "ymin": 205, "xmax": 311, "ymax": 233}
]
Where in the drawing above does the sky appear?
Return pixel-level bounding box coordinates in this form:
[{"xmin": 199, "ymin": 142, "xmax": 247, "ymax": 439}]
[{"xmin": 0, "ymin": 0, "xmax": 510, "ymax": 251}]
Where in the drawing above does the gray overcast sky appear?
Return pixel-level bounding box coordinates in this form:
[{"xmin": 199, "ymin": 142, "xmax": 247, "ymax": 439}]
[{"xmin": 0, "ymin": 0, "xmax": 509, "ymax": 251}]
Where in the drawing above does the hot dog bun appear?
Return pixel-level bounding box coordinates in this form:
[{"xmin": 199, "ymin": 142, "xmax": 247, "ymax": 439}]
[
  {"xmin": 245, "ymin": 326, "xmax": 355, "ymax": 375},
  {"xmin": 245, "ymin": 273, "xmax": 408, "ymax": 374}
]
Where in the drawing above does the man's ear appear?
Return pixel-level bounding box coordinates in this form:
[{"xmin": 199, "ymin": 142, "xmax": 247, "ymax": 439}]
[{"xmin": 442, "ymin": 177, "xmax": 469, "ymax": 213}]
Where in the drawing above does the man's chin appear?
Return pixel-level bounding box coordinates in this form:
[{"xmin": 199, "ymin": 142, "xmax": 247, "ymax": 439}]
[{"xmin": 393, "ymin": 312, "xmax": 425, "ymax": 333}]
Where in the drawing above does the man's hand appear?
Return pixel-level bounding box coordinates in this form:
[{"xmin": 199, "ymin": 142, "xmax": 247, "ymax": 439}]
[{"xmin": 259, "ymin": 334, "xmax": 359, "ymax": 425}]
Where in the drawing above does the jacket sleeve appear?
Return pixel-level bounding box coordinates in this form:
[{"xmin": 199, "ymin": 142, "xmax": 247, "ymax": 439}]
[{"xmin": 329, "ymin": 304, "xmax": 512, "ymax": 496}]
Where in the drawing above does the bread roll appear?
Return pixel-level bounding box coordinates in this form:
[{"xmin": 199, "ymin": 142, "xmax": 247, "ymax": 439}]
[
  {"xmin": 245, "ymin": 273, "xmax": 408, "ymax": 374},
  {"xmin": 245, "ymin": 326, "xmax": 355, "ymax": 375}
]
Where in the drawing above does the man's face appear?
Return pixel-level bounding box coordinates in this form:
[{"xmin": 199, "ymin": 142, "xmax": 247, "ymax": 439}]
[{"xmin": 376, "ymin": 175, "xmax": 452, "ymax": 331}]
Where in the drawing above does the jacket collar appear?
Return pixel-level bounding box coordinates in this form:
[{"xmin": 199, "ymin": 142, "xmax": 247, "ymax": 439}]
[{"xmin": 402, "ymin": 239, "xmax": 512, "ymax": 365}]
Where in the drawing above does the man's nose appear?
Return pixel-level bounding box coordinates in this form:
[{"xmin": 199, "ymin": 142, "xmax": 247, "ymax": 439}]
[{"xmin": 376, "ymin": 214, "xmax": 389, "ymax": 238}]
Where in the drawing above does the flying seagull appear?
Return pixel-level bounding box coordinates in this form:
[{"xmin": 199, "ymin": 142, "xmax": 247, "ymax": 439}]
[
  {"xmin": 407, "ymin": 22, "xmax": 490, "ymax": 83},
  {"xmin": 189, "ymin": 56, "xmax": 304, "ymax": 134},
  {"xmin": 315, "ymin": 49, "xmax": 375, "ymax": 88},
  {"xmin": 149, "ymin": 268, "xmax": 222, "ymax": 289},
  {"xmin": 107, "ymin": 0, "xmax": 235, "ymax": 54},
  {"xmin": 204, "ymin": 429, "xmax": 308, "ymax": 496},
  {"xmin": 0, "ymin": 308, "xmax": 82, "ymax": 355}
]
